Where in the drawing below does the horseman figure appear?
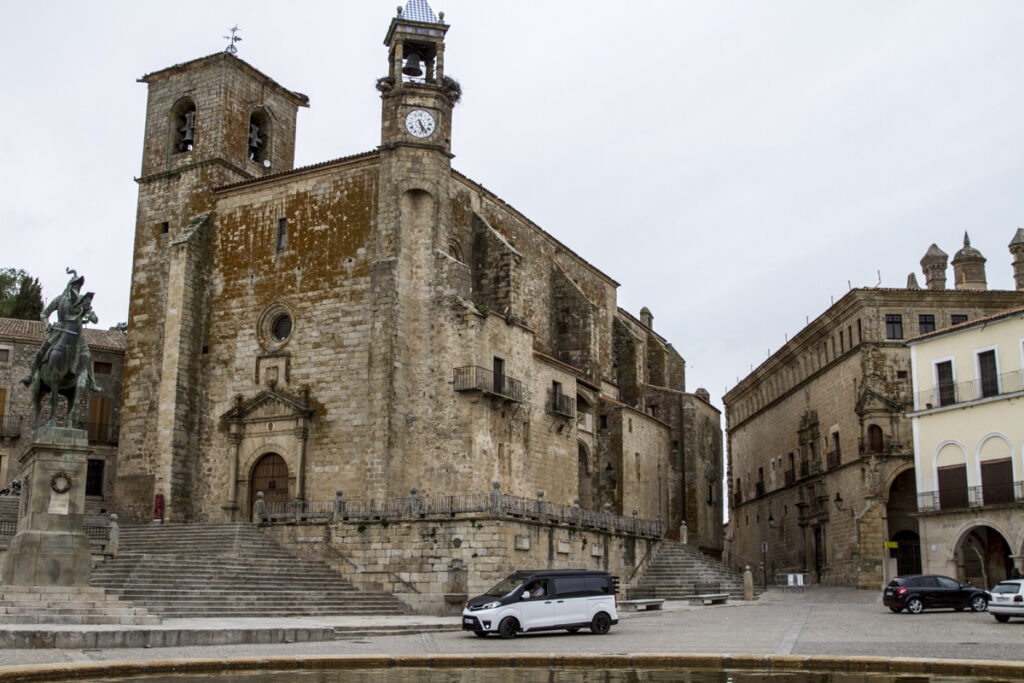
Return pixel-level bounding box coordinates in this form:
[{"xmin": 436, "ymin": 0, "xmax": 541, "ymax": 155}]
[{"xmin": 21, "ymin": 268, "xmax": 103, "ymax": 430}]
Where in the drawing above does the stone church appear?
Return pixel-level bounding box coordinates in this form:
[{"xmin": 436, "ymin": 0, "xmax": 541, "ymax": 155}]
[{"xmin": 114, "ymin": 1, "xmax": 723, "ymax": 556}]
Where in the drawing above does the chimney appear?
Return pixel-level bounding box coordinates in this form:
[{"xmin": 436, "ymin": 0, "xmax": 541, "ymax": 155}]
[
  {"xmin": 640, "ymin": 306, "xmax": 653, "ymax": 330},
  {"xmin": 1010, "ymin": 228, "xmax": 1024, "ymax": 290},
  {"xmin": 920, "ymin": 244, "xmax": 948, "ymax": 290}
]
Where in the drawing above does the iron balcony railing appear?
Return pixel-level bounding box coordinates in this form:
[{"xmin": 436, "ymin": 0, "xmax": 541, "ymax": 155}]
[
  {"xmin": 74, "ymin": 421, "xmax": 119, "ymax": 445},
  {"xmin": 755, "ymin": 482, "xmax": 765, "ymax": 498},
  {"xmin": 799, "ymin": 461, "xmax": 809, "ymax": 478},
  {"xmin": 0, "ymin": 520, "xmax": 109, "ymax": 541},
  {"xmin": 733, "ymin": 491, "xmax": 743, "ymax": 507},
  {"xmin": 549, "ymin": 392, "xmax": 576, "ymax": 418},
  {"xmin": 917, "ymin": 482, "xmax": 1023, "ymax": 512},
  {"xmin": 453, "ymin": 366, "xmax": 524, "ymax": 402},
  {"xmin": 915, "ymin": 369, "xmax": 1024, "ymax": 410},
  {"xmin": 0, "ymin": 415, "xmax": 20, "ymax": 438},
  {"xmin": 784, "ymin": 469, "xmax": 795, "ymax": 486},
  {"xmin": 258, "ymin": 492, "xmax": 664, "ymax": 538}
]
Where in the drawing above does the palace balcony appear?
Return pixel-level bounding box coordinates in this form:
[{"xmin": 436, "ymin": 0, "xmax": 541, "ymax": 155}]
[
  {"xmin": 917, "ymin": 482, "xmax": 1023, "ymax": 512},
  {"xmin": 0, "ymin": 415, "xmax": 20, "ymax": 438},
  {"xmin": 453, "ymin": 366, "xmax": 524, "ymax": 403},
  {"xmin": 549, "ymin": 392, "xmax": 576, "ymax": 418},
  {"xmin": 914, "ymin": 369, "xmax": 1024, "ymax": 411}
]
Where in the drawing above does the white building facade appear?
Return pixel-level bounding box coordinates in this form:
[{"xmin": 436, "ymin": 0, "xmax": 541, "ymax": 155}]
[{"xmin": 907, "ymin": 306, "xmax": 1024, "ymax": 587}]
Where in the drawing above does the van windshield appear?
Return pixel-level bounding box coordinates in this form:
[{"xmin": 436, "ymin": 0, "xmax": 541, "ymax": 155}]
[{"xmin": 483, "ymin": 575, "xmax": 525, "ymax": 597}]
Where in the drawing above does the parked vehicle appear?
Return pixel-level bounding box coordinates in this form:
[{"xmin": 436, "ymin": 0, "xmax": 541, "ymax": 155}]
[
  {"xmin": 988, "ymin": 579, "xmax": 1024, "ymax": 623},
  {"xmin": 462, "ymin": 569, "xmax": 618, "ymax": 638},
  {"xmin": 882, "ymin": 574, "xmax": 987, "ymax": 614}
]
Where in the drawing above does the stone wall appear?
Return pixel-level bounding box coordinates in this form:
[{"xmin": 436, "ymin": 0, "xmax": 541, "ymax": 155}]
[{"xmin": 262, "ymin": 516, "xmax": 660, "ymax": 615}]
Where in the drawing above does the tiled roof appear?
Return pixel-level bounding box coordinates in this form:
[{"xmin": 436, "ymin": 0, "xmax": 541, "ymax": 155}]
[
  {"xmin": 0, "ymin": 318, "xmax": 126, "ymax": 352},
  {"xmin": 402, "ymin": 0, "xmax": 439, "ymax": 23},
  {"xmin": 213, "ymin": 150, "xmax": 379, "ymax": 193}
]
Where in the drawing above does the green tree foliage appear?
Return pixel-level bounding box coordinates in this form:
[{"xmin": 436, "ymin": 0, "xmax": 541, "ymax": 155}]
[{"xmin": 0, "ymin": 268, "xmax": 45, "ymax": 320}]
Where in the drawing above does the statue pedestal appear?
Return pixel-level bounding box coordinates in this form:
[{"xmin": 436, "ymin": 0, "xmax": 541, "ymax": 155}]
[{"xmin": 1, "ymin": 427, "xmax": 93, "ymax": 587}]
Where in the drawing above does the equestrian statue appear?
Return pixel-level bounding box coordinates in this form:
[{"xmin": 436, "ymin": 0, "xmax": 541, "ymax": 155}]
[{"xmin": 21, "ymin": 268, "xmax": 103, "ymax": 430}]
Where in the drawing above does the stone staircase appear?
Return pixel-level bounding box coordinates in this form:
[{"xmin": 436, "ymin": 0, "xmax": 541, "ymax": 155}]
[
  {"xmin": 0, "ymin": 585, "xmax": 159, "ymax": 625},
  {"xmin": 630, "ymin": 541, "xmax": 753, "ymax": 600},
  {"xmin": 91, "ymin": 523, "xmax": 413, "ymax": 618}
]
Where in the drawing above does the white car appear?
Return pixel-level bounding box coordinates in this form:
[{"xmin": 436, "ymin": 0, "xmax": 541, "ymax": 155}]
[
  {"xmin": 989, "ymin": 578, "xmax": 1024, "ymax": 623},
  {"xmin": 462, "ymin": 569, "xmax": 618, "ymax": 638}
]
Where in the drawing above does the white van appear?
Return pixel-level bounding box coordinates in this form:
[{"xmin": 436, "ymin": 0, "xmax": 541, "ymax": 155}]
[{"xmin": 462, "ymin": 569, "xmax": 618, "ymax": 638}]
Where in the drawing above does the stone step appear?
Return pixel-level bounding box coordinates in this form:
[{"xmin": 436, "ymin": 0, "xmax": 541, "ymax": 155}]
[{"xmin": 91, "ymin": 522, "xmax": 412, "ymax": 617}]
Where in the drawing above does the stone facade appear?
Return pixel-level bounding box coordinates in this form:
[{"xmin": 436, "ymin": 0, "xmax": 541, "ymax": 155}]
[
  {"xmin": 263, "ymin": 515, "xmax": 658, "ymax": 616},
  {"xmin": 724, "ymin": 239, "xmax": 1024, "ymax": 589},
  {"xmin": 115, "ymin": 4, "xmax": 722, "ymax": 555},
  {"xmin": 0, "ymin": 319, "xmax": 125, "ymax": 499}
]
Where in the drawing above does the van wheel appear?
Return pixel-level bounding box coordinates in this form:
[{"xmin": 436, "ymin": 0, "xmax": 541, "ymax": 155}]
[
  {"xmin": 590, "ymin": 612, "xmax": 612, "ymax": 635},
  {"xmin": 474, "ymin": 631, "xmax": 489, "ymax": 637},
  {"xmin": 566, "ymin": 627, "xmax": 580, "ymax": 634},
  {"xmin": 498, "ymin": 617, "xmax": 519, "ymax": 639}
]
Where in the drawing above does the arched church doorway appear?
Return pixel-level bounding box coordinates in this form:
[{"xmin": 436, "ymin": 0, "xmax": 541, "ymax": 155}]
[
  {"xmin": 957, "ymin": 526, "xmax": 1013, "ymax": 589},
  {"xmin": 250, "ymin": 453, "xmax": 289, "ymax": 520},
  {"xmin": 886, "ymin": 469, "xmax": 920, "ymax": 575}
]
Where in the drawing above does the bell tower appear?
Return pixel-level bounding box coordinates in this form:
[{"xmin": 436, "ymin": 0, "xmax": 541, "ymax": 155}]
[
  {"xmin": 368, "ymin": 1, "xmax": 461, "ymax": 499},
  {"xmin": 378, "ymin": 0, "xmax": 458, "ymax": 158}
]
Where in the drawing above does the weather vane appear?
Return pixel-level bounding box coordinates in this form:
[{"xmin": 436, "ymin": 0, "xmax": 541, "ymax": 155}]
[{"xmin": 223, "ymin": 25, "xmax": 242, "ymax": 55}]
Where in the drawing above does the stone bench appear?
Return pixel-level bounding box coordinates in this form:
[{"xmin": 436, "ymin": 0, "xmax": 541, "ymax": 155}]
[
  {"xmin": 687, "ymin": 593, "xmax": 729, "ymax": 606},
  {"xmin": 618, "ymin": 598, "xmax": 665, "ymax": 612}
]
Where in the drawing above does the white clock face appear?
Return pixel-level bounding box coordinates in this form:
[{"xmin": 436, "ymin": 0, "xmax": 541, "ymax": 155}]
[{"xmin": 405, "ymin": 109, "xmax": 436, "ymax": 138}]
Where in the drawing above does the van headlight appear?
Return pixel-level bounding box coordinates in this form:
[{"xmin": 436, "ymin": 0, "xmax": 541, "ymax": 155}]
[{"xmin": 474, "ymin": 601, "xmax": 500, "ymax": 611}]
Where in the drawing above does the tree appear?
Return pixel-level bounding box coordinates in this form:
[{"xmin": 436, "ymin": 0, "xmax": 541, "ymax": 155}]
[{"xmin": 0, "ymin": 268, "xmax": 44, "ymax": 320}]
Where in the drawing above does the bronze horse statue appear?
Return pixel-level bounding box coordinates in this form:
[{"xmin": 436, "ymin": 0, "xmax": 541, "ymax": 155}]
[{"xmin": 23, "ymin": 270, "xmax": 101, "ymax": 430}]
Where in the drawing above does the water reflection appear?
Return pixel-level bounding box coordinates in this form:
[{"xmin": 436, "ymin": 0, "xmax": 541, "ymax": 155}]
[{"xmin": 86, "ymin": 670, "xmax": 989, "ymax": 683}]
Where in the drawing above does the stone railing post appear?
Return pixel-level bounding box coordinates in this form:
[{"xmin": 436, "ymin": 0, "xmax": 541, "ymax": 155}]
[
  {"xmin": 536, "ymin": 490, "xmax": 546, "ymax": 522},
  {"xmin": 252, "ymin": 491, "xmax": 266, "ymax": 523},
  {"xmin": 107, "ymin": 513, "xmax": 120, "ymax": 556},
  {"xmin": 743, "ymin": 565, "xmax": 755, "ymax": 601},
  {"xmin": 679, "ymin": 521, "xmax": 688, "ymax": 545},
  {"xmin": 603, "ymin": 502, "xmax": 612, "ymax": 530},
  {"xmin": 572, "ymin": 498, "xmax": 581, "ymax": 526},
  {"xmin": 489, "ymin": 481, "xmax": 502, "ymax": 516},
  {"xmin": 632, "ymin": 508, "xmax": 638, "ymax": 535},
  {"xmin": 333, "ymin": 488, "xmax": 345, "ymax": 522}
]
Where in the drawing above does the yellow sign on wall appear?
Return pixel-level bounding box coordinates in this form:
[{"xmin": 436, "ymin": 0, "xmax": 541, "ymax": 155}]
[{"xmin": 884, "ymin": 541, "xmax": 898, "ymax": 549}]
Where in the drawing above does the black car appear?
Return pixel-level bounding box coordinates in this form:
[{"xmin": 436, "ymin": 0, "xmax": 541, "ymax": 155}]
[{"xmin": 883, "ymin": 575, "xmax": 988, "ymax": 614}]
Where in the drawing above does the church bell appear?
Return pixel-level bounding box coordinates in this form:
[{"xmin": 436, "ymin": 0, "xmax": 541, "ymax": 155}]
[{"xmin": 402, "ymin": 52, "xmax": 424, "ymax": 77}]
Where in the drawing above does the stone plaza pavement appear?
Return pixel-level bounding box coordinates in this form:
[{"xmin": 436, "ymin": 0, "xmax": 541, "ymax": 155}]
[{"xmin": 1, "ymin": 586, "xmax": 1021, "ymax": 669}]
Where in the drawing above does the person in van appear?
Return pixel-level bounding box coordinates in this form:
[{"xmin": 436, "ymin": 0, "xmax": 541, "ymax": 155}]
[{"xmin": 462, "ymin": 569, "xmax": 617, "ymax": 639}]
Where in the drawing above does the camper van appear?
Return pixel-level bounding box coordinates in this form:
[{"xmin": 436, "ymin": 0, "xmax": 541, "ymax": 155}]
[{"xmin": 462, "ymin": 569, "xmax": 618, "ymax": 638}]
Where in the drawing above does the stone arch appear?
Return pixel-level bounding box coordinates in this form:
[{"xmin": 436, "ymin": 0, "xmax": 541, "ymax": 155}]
[
  {"xmin": 247, "ymin": 107, "xmax": 272, "ymax": 163},
  {"xmin": 249, "ymin": 453, "xmax": 289, "ymax": 520},
  {"xmin": 239, "ymin": 439, "xmax": 298, "ymax": 517},
  {"xmin": 952, "ymin": 523, "xmax": 1015, "ymax": 589},
  {"xmin": 977, "ymin": 433, "xmax": 1014, "ymax": 505},
  {"xmin": 169, "ymin": 97, "xmax": 196, "ymax": 154}
]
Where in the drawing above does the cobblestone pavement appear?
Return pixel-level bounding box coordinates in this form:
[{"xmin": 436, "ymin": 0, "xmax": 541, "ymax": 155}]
[{"xmin": 1, "ymin": 587, "xmax": 1021, "ymax": 668}]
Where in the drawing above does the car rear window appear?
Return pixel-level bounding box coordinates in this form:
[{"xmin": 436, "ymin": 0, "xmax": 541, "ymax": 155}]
[{"xmin": 991, "ymin": 583, "xmax": 1023, "ymax": 594}]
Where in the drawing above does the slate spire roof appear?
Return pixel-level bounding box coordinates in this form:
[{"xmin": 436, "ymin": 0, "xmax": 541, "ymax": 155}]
[{"xmin": 401, "ymin": 0, "xmax": 440, "ymax": 23}]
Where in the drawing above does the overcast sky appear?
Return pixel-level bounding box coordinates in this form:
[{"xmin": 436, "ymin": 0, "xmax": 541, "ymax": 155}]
[{"xmin": 3, "ymin": 1, "xmax": 1022, "ymax": 414}]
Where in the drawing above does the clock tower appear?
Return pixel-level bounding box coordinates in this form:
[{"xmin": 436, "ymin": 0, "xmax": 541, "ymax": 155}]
[
  {"xmin": 378, "ymin": 0, "xmax": 458, "ymax": 158},
  {"xmin": 369, "ymin": 0, "xmax": 463, "ymax": 498}
]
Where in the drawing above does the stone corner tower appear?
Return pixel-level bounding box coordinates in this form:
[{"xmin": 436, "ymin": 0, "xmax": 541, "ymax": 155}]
[
  {"xmin": 951, "ymin": 232, "xmax": 987, "ymax": 291},
  {"xmin": 1009, "ymin": 228, "xmax": 1024, "ymax": 290},
  {"xmin": 920, "ymin": 243, "xmax": 949, "ymax": 291},
  {"xmin": 118, "ymin": 51, "xmax": 308, "ymax": 522}
]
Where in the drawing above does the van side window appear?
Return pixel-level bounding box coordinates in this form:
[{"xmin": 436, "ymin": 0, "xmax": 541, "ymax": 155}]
[{"xmin": 553, "ymin": 577, "xmax": 588, "ymax": 598}]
